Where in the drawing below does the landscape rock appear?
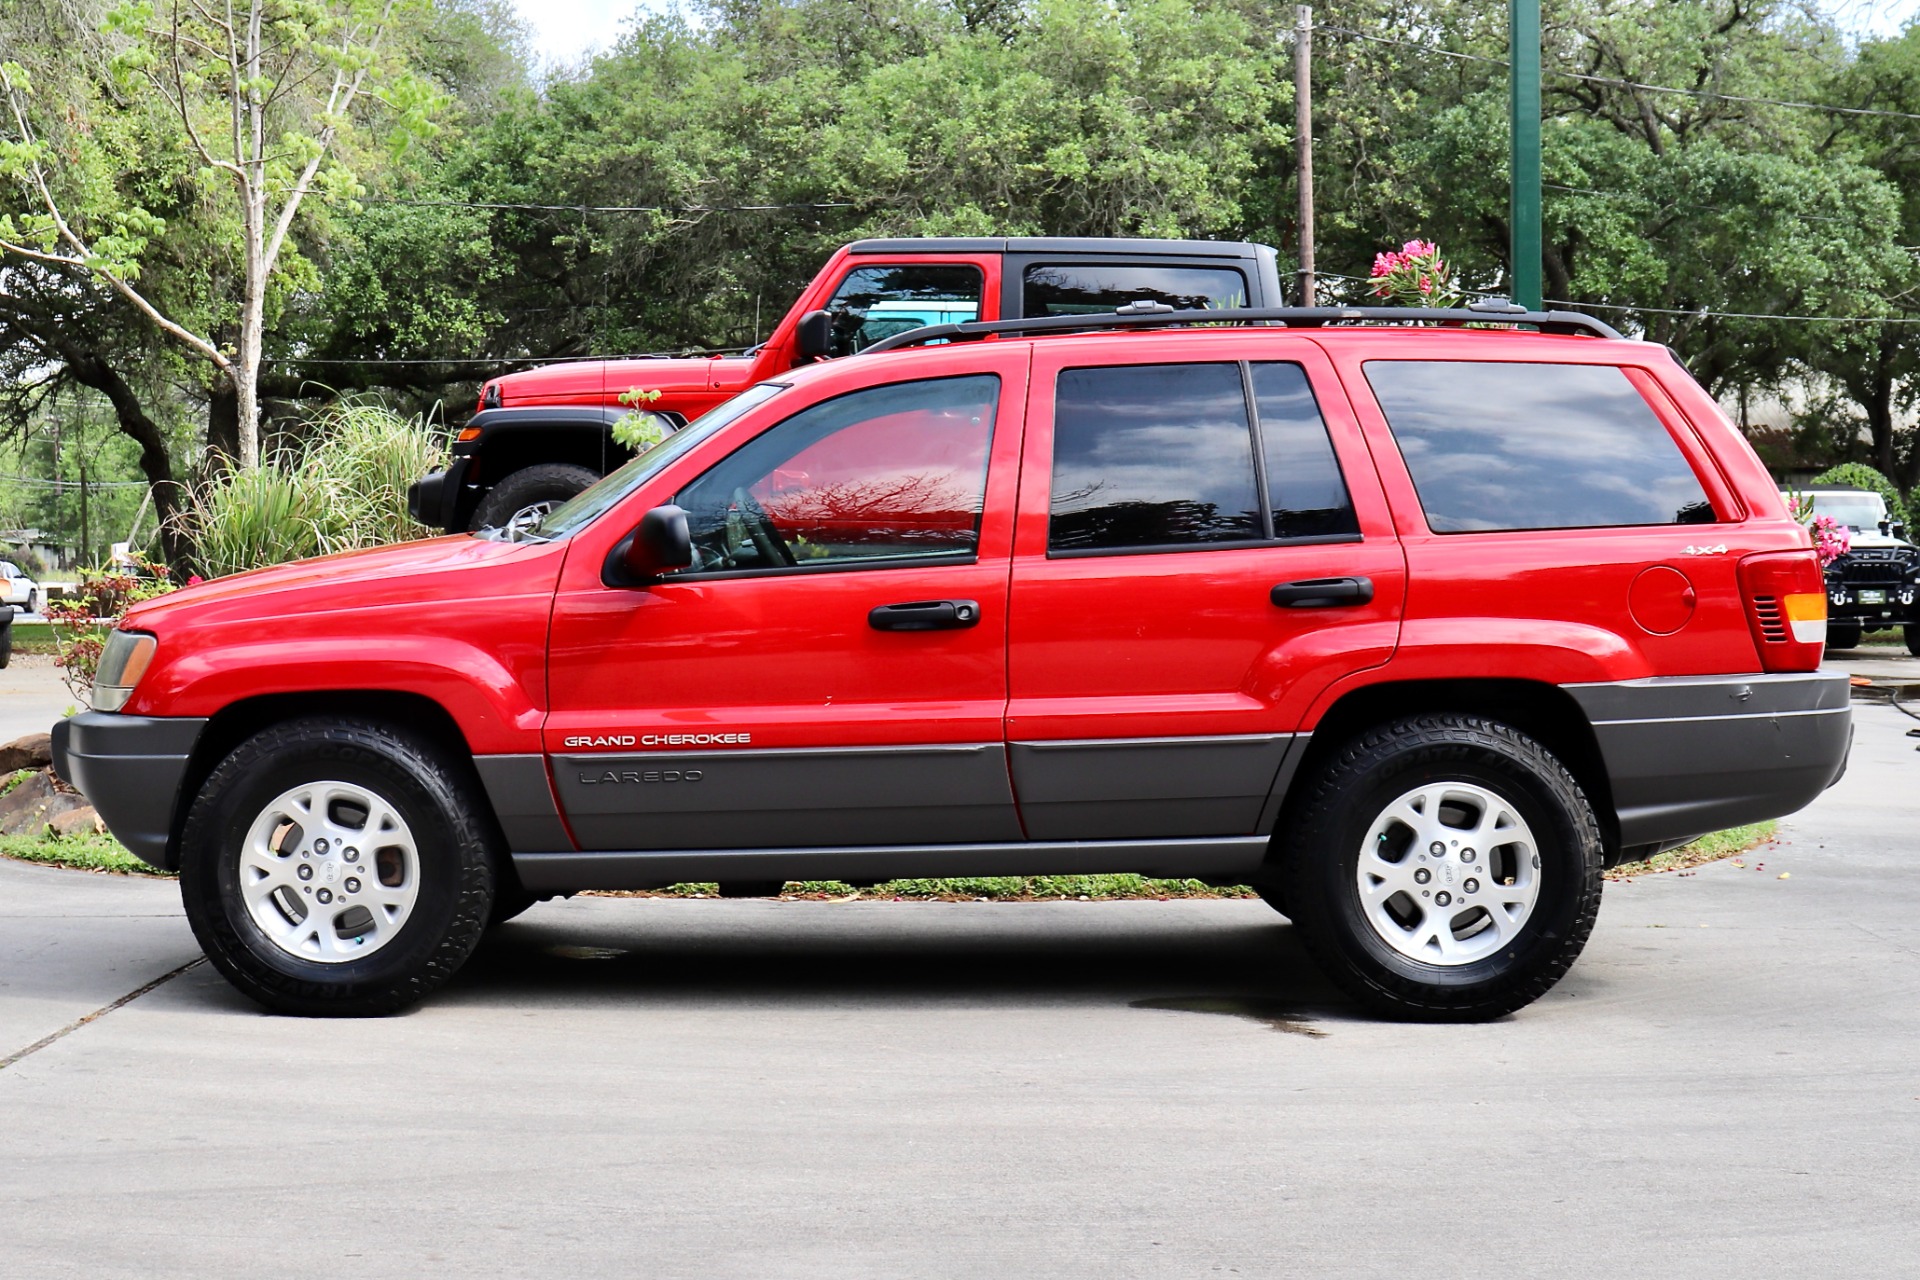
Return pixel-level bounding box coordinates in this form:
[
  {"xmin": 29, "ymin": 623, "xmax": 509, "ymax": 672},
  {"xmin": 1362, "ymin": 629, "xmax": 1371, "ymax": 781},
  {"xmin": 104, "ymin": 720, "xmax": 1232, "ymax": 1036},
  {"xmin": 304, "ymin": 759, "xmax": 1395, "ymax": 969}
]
[
  {"xmin": 0, "ymin": 733, "xmax": 53, "ymax": 774},
  {"xmin": 47, "ymin": 806, "xmax": 106, "ymax": 837},
  {"xmin": 0, "ymin": 770, "xmax": 93, "ymax": 837}
]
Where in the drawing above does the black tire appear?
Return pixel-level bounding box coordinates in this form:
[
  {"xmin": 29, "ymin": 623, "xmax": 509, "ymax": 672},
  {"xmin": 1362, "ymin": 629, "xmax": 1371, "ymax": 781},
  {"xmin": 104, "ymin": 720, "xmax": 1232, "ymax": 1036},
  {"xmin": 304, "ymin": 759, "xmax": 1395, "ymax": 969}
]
[
  {"xmin": 178, "ymin": 718, "xmax": 499, "ymax": 1016},
  {"xmin": 0, "ymin": 616, "xmax": 11, "ymax": 669},
  {"xmin": 1904, "ymin": 625, "xmax": 1920, "ymax": 657},
  {"xmin": 1827, "ymin": 621, "xmax": 1863, "ymax": 650},
  {"xmin": 1275, "ymin": 714, "xmax": 1603, "ymax": 1021},
  {"xmin": 24, "ymin": 591, "xmax": 36, "ymax": 615},
  {"xmin": 468, "ymin": 463, "xmax": 600, "ymax": 532},
  {"xmin": 1252, "ymin": 883, "xmax": 1290, "ymax": 918}
]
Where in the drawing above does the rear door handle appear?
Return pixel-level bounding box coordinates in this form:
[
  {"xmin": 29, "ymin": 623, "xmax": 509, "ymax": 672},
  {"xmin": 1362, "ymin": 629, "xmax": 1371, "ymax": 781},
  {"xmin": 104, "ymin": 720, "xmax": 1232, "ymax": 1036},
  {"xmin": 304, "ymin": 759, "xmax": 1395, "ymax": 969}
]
[
  {"xmin": 1270, "ymin": 576, "xmax": 1374, "ymax": 608},
  {"xmin": 869, "ymin": 599, "xmax": 981, "ymax": 631}
]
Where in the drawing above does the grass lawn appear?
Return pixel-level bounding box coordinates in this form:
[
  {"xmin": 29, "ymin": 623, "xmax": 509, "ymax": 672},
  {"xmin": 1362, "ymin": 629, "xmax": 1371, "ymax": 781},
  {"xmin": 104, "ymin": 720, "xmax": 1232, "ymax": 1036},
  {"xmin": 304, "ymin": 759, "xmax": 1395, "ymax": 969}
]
[
  {"xmin": 0, "ymin": 819, "xmax": 1778, "ymax": 891},
  {"xmin": 3, "ymin": 620, "xmax": 58, "ymax": 654}
]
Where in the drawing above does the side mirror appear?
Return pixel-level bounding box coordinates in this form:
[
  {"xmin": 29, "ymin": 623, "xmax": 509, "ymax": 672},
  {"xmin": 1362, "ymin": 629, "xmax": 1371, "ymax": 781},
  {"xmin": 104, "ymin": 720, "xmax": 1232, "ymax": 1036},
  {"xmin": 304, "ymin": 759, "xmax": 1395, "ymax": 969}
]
[
  {"xmin": 796, "ymin": 309, "xmax": 834, "ymax": 360},
  {"xmin": 1894, "ymin": 521, "xmax": 1909, "ymax": 540},
  {"xmin": 603, "ymin": 504, "xmax": 692, "ymax": 587}
]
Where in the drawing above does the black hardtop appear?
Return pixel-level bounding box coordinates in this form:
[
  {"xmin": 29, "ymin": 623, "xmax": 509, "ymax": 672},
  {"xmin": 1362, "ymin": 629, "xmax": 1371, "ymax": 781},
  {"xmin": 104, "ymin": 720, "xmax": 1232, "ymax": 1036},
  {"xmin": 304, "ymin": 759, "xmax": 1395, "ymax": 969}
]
[{"xmin": 847, "ymin": 236, "xmax": 1273, "ymax": 259}]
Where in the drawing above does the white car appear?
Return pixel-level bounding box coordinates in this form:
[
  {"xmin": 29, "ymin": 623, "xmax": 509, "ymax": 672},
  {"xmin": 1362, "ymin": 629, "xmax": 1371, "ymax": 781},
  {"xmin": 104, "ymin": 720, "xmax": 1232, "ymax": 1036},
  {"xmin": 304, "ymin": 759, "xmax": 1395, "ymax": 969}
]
[{"xmin": 1, "ymin": 560, "xmax": 41, "ymax": 615}]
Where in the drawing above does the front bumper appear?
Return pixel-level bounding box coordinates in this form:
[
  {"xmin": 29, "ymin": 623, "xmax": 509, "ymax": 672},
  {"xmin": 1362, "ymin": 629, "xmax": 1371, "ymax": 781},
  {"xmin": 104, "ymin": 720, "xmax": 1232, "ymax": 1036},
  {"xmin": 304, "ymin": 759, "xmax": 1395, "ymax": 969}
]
[
  {"xmin": 51, "ymin": 712, "xmax": 207, "ymax": 870},
  {"xmin": 1566, "ymin": 672, "xmax": 1851, "ymax": 847},
  {"xmin": 406, "ymin": 455, "xmax": 473, "ymax": 535}
]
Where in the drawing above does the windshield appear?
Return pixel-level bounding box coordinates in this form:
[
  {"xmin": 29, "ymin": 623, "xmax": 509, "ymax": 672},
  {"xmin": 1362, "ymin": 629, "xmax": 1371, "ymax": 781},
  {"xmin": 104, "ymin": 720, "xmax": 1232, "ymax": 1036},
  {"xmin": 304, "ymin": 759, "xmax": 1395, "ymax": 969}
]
[
  {"xmin": 493, "ymin": 383, "xmax": 788, "ymax": 543},
  {"xmin": 1799, "ymin": 492, "xmax": 1886, "ymax": 532}
]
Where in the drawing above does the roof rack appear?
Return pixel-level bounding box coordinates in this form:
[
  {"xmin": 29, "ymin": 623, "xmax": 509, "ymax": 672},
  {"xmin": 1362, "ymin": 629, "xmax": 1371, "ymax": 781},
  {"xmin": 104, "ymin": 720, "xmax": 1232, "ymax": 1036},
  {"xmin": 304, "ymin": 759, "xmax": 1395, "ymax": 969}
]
[{"xmin": 858, "ymin": 298, "xmax": 1623, "ymax": 354}]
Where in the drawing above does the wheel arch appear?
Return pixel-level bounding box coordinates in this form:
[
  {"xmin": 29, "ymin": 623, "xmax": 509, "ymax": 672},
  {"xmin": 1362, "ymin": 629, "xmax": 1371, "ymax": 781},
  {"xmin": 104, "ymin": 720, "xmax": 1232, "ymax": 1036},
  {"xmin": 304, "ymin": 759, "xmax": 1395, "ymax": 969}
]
[
  {"xmin": 165, "ymin": 690, "xmax": 496, "ymax": 871},
  {"xmin": 1273, "ymin": 678, "xmax": 1624, "ymax": 866}
]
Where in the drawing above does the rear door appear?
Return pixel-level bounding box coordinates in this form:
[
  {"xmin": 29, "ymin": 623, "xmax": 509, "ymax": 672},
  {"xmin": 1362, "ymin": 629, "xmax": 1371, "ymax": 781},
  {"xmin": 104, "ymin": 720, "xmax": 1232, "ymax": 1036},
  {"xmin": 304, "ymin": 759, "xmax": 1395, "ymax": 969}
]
[{"xmin": 1005, "ymin": 335, "xmax": 1406, "ymax": 839}]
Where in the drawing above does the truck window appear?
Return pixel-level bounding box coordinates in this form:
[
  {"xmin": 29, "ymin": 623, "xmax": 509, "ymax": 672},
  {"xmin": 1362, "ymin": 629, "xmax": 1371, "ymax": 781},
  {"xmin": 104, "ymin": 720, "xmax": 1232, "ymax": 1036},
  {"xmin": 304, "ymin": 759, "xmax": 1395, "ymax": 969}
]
[
  {"xmin": 1048, "ymin": 363, "xmax": 1262, "ymax": 553},
  {"xmin": 1250, "ymin": 363, "xmax": 1360, "ymax": 540},
  {"xmin": 1363, "ymin": 360, "xmax": 1716, "ymax": 532},
  {"xmin": 821, "ymin": 266, "xmax": 983, "ymax": 357},
  {"xmin": 1023, "ymin": 264, "xmax": 1248, "ymax": 316}
]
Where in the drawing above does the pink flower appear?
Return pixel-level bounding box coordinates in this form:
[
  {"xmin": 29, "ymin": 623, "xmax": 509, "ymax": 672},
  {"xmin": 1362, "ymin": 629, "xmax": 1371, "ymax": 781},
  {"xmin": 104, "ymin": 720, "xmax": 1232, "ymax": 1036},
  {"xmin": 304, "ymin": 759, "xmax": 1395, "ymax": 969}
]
[{"xmin": 186, "ymin": 574, "xmax": 204, "ymax": 586}]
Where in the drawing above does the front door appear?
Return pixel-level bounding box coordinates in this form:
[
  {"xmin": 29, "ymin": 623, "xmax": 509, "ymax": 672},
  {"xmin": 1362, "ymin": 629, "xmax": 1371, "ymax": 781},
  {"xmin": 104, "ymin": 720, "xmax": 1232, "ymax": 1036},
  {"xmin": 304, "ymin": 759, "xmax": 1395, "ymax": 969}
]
[
  {"xmin": 546, "ymin": 350, "xmax": 1028, "ymax": 851},
  {"xmin": 1006, "ymin": 336, "xmax": 1406, "ymax": 839}
]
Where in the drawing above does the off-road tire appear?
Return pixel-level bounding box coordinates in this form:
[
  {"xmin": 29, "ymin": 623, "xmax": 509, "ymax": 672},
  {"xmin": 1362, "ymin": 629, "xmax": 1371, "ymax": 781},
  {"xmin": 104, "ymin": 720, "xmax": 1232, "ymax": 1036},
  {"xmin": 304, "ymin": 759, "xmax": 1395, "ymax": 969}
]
[
  {"xmin": 1904, "ymin": 625, "xmax": 1920, "ymax": 657},
  {"xmin": 468, "ymin": 463, "xmax": 600, "ymax": 532},
  {"xmin": 179, "ymin": 718, "xmax": 498, "ymax": 1016},
  {"xmin": 1275, "ymin": 714, "xmax": 1603, "ymax": 1022},
  {"xmin": 0, "ymin": 613, "xmax": 11, "ymax": 669},
  {"xmin": 1827, "ymin": 621, "xmax": 1863, "ymax": 651}
]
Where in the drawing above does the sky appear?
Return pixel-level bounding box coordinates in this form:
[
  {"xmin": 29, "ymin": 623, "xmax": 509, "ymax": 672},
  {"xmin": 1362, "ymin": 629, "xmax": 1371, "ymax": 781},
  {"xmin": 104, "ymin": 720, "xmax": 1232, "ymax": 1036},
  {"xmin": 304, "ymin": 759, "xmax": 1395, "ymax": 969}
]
[
  {"xmin": 510, "ymin": 0, "xmax": 1920, "ymax": 70},
  {"xmin": 510, "ymin": 0, "xmax": 661, "ymax": 68}
]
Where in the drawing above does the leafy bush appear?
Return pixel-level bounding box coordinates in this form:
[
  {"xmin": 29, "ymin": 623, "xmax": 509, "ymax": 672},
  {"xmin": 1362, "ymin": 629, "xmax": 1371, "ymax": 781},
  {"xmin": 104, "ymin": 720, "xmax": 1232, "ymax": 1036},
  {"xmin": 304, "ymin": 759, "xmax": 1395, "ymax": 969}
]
[
  {"xmin": 43, "ymin": 557, "xmax": 176, "ymax": 700},
  {"xmin": 188, "ymin": 401, "xmax": 449, "ymax": 579},
  {"xmin": 1810, "ymin": 463, "xmax": 1908, "ymax": 527}
]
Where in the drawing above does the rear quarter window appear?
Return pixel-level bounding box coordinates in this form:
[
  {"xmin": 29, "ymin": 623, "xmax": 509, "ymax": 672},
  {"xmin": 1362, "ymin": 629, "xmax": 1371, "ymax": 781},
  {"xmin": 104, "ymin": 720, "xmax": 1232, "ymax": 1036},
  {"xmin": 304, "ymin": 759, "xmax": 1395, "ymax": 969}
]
[{"xmin": 1363, "ymin": 360, "xmax": 1716, "ymax": 532}]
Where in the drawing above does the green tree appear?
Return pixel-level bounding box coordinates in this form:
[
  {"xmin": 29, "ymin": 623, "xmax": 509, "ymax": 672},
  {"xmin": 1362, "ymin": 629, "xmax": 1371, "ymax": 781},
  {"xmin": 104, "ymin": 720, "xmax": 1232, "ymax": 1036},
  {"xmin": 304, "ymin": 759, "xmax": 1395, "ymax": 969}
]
[{"xmin": 1, "ymin": 0, "xmax": 444, "ymax": 468}]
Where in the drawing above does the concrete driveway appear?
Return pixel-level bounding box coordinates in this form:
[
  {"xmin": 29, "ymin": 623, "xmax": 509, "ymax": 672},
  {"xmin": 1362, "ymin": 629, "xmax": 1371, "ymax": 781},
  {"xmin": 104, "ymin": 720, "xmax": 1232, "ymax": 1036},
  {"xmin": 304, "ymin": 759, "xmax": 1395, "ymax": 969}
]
[{"xmin": 1, "ymin": 706, "xmax": 1917, "ymax": 1278}]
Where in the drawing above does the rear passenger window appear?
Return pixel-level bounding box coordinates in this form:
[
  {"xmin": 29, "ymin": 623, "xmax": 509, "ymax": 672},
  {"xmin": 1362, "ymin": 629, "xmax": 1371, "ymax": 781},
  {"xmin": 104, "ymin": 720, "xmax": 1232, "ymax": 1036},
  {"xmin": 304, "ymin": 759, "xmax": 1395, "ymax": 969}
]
[
  {"xmin": 1048, "ymin": 362, "xmax": 1360, "ymax": 554},
  {"xmin": 1364, "ymin": 361, "xmax": 1716, "ymax": 532},
  {"xmin": 1252, "ymin": 363, "xmax": 1360, "ymax": 540}
]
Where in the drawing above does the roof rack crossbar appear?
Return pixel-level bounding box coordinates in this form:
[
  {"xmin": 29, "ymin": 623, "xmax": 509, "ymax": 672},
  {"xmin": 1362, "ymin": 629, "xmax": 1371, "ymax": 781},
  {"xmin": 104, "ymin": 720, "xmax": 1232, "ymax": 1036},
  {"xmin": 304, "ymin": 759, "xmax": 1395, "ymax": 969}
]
[{"xmin": 858, "ymin": 303, "xmax": 1623, "ymax": 354}]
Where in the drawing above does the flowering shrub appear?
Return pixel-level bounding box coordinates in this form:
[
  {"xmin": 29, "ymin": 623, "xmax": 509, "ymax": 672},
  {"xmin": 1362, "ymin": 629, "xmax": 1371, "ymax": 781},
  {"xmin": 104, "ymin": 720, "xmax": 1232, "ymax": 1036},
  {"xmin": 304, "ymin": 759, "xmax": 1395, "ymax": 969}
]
[
  {"xmin": 1808, "ymin": 514, "xmax": 1851, "ymax": 568},
  {"xmin": 1784, "ymin": 490, "xmax": 1854, "ymax": 569},
  {"xmin": 44, "ymin": 555, "xmax": 177, "ymax": 702},
  {"xmin": 1369, "ymin": 239, "xmax": 1462, "ymax": 307}
]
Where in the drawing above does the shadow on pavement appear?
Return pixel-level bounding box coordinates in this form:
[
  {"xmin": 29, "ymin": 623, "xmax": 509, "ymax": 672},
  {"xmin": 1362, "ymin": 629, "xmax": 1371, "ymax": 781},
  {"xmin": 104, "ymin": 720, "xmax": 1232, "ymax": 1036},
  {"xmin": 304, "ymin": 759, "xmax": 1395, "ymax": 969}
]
[{"xmin": 435, "ymin": 903, "xmax": 1356, "ymax": 1020}]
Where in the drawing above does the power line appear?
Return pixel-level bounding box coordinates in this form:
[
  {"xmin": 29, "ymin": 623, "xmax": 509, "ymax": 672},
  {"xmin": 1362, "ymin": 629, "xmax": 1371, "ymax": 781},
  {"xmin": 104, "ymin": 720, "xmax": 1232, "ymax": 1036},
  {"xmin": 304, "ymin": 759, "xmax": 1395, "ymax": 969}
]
[
  {"xmin": 1319, "ymin": 25, "xmax": 1920, "ymax": 123},
  {"xmin": 1, "ymin": 474, "xmax": 148, "ymax": 489},
  {"xmin": 259, "ymin": 345, "xmax": 754, "ymax": 366},
  {"xmin": 357, "ymin": 198, "xmax": 865, "ymax": 215},
  {"xmin": 1317, "ymin": 272, "xmax": 1920, "ymax": 324},
  {"xmin": 1545, "ymin": 298, "xmax": 1920, "ymax": 323}
]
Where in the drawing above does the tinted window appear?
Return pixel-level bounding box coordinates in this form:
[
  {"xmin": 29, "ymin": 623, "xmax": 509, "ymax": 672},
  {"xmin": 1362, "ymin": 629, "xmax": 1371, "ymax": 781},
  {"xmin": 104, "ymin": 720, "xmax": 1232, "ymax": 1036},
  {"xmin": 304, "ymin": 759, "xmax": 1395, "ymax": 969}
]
[
  {"xmin": 1251, "ymin": 363, "xmax": 1360, "ymax": 539},
  {"xmin": 1024, "ymin": 265, "xmax": 1247, "ymax": 316},
  {"xmin": 1363, "ymin": 361, "xmax": 1715, "ymax": 532},
  {"xmin": 676, "ymin": 375, "xmax": 999, "ymax": 572},
  {"xmin": 1049, "ymin": 364, "xmax": 1261, "ymax": 552},
  {"xmin": 822, "ymin": 266, "xmax": 982, "ymax": 356}
]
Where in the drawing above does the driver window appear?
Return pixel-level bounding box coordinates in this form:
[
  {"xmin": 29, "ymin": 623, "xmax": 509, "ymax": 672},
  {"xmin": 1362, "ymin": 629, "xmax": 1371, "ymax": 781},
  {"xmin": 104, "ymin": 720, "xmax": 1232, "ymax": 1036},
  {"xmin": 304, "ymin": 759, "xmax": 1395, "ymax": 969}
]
[
  {"xmin": 674, "ymin": 374, "xmax": 1000, "ymax": 574},
  {"xmin": 820, "ymin": 265, "xmax": 983, "ymax": 357}
]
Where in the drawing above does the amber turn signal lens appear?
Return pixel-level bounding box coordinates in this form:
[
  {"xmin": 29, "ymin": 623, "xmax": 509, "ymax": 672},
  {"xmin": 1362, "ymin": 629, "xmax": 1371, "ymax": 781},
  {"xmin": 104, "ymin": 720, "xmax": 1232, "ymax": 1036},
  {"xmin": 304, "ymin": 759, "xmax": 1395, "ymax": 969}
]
[
  {"xmin": 1781, "ymin": 592, "xmax": 1827, "ymax": 623},
  {"xmin": 456, "ymin": 426, "xmax": 483, "ymax": 442}
]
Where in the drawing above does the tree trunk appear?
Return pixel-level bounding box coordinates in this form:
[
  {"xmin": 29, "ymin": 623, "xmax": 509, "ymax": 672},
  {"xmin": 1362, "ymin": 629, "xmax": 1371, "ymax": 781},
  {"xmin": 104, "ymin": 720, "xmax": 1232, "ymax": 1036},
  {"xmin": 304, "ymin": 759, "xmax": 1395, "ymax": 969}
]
[
  {"xmin": 237, "ymin": 193, "xmax": 266, "ymax": 469},
  {"xmin": 64, "ymin": 353, "xmax": 193, "ymax": 574},
  {"xmin": 206, "ymin": 380, "xmax": 239, "ymax": 469}
]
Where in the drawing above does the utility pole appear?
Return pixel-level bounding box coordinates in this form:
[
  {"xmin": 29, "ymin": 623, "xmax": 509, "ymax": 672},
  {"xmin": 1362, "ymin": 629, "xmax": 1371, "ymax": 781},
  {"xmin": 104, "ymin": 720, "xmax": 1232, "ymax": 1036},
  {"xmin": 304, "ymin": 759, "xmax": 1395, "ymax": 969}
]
[
  {"xmin": 1294, "ymin": 5, "xmax": 1316, "ymax": 307},
  {"xmin": 1509, "ymin": 0, "xmax": 1543, "ymax": 309}
]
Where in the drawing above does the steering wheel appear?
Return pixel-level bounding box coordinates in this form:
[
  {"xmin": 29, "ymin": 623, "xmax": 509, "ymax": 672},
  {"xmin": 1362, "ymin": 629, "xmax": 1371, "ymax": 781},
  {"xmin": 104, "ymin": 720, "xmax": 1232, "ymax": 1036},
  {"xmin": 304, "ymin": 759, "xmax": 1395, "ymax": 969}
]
[{"xmin": 730, "ymin": 487, "xmax": 796, "ymax": 568}]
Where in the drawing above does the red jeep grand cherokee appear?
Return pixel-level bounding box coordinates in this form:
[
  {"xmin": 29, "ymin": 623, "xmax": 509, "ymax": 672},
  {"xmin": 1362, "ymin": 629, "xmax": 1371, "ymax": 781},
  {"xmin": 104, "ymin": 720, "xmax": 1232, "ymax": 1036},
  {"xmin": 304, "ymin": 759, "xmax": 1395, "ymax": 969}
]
[{"xmin": 54, "ymin": 304, "xmax": 1849, "ymax": 1020}]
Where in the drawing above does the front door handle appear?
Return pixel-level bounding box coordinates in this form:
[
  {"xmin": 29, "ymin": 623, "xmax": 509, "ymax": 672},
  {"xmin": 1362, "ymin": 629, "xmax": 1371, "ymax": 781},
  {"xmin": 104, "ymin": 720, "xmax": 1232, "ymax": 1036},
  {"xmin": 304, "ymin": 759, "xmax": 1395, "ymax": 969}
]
[
  {"xmin": 869, "ymin": 599, "xmax": 981, "ymax": 631},
  {"xmin": 1270, "ymin": 576, "xmax": 1374, "ymax": 608}
]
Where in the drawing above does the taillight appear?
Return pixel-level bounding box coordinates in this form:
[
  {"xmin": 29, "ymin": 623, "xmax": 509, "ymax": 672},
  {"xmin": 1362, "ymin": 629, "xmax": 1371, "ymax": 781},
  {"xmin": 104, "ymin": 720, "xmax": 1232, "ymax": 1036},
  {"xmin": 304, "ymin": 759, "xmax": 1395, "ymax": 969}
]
[{"xmin": 1737, "ymin": 550, "xmax": 1827, "ymax": 671}]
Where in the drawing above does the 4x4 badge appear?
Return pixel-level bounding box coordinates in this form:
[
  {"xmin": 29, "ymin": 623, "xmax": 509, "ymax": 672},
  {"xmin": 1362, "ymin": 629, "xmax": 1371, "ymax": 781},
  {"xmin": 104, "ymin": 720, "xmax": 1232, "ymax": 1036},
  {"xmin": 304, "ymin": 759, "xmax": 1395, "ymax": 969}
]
[{"xmin": 1683, "ymin": 544, "xmax": 1728, "ymax": 555}]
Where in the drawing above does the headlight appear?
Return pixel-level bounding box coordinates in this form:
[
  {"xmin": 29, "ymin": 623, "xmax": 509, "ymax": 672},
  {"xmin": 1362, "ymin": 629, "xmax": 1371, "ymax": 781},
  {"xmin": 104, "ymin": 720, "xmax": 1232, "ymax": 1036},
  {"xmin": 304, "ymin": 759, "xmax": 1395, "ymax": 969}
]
[{"xmin": 92, "ymin": 631, "xmax": 157, "ymax": 712}]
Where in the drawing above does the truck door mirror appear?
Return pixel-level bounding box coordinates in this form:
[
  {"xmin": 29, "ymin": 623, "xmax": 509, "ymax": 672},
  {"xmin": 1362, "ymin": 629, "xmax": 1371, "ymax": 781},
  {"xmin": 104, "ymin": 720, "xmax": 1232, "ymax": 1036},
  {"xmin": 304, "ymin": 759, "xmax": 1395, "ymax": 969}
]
[
  {"xmin": 796, "ymin": 309, "xmax": 834, "ymax": 360},
  {"xmin": 1894, "ymin": 520, "xmax": 1908, "ymax": 540},
  {"xmin": 604, "ymin": 504, "xmax": 693, "ymax": 586}
]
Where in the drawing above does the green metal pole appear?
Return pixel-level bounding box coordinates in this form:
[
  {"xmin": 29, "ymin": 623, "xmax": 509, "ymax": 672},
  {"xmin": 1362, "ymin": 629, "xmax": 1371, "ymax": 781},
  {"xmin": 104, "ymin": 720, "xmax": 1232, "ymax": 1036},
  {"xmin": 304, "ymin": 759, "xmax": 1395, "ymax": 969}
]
[{"xmin": 1509, "ymin": 0, "xmax": 1543, "ymax": 310}]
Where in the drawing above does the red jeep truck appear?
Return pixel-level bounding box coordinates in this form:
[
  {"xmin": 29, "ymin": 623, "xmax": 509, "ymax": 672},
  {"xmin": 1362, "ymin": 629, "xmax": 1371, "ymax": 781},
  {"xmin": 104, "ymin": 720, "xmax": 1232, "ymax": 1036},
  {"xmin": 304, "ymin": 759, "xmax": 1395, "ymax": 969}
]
[
  {"xmin": 409, "ymin": 237, "xmax": 1285, "ymax": 533},
  {"xmin": 57, "ymin": 302, "xmax": 1848, "ymax": 1020}
]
